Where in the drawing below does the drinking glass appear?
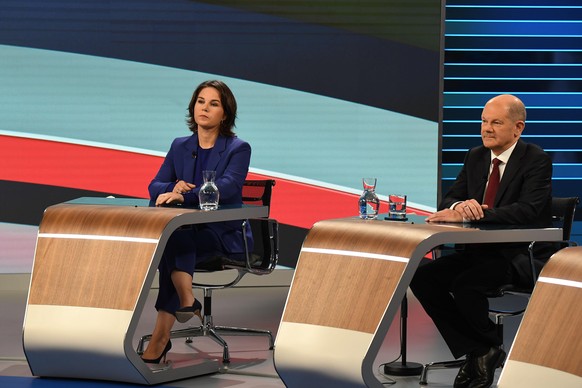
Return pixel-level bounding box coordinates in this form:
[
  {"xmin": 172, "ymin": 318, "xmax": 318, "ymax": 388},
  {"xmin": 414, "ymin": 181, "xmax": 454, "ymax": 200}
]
[{"xmin": 388, "ymin": 194, "xmax": 407, "ymax": 219}]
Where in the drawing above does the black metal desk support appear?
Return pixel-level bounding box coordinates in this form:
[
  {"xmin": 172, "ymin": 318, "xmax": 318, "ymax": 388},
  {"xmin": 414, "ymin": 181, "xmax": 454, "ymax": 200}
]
[{"xmin": 383, "ymin": 294, "xmax": 423, "ymax": 376}]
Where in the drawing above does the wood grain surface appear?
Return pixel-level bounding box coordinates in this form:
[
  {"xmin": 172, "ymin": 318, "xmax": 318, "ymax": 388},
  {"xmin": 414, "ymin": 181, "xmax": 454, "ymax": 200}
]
[
  {"xmin": 28, "ymin": 204, "xmax": 184, "ymax": 310},
  {"xmin": 282, "ymin": 218, "xmax": 441, "ymax": 333},
  {"xmin": 508, "ymin": 247, "xmax": 582, "ymax": 377}
]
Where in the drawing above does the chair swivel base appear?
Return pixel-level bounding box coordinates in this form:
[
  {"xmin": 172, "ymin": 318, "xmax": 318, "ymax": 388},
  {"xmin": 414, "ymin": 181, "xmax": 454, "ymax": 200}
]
[
  {"xmin": 138, "ymin": 323, "xmax": 274, "ymax": 364},
  {"xmin": 180, "ymin": 324, "xmax": 274, "ymax": 363},
  {"xmin": 419, "ymin": 359, "xmax": 465, "ymax": 385}
]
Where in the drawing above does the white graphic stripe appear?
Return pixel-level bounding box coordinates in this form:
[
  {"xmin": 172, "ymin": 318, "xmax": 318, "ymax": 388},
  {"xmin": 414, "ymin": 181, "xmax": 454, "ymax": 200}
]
[
  {"xmin": 538, "ymin": 276, "xmax": 582, "ymax": 289},
  {"xmin": 301, "ymin": 247, "xmax": 409, "ymax": 263},
  {"xmin": 38, "ymin": 233, "xmax": 158, "ymax": 244}
]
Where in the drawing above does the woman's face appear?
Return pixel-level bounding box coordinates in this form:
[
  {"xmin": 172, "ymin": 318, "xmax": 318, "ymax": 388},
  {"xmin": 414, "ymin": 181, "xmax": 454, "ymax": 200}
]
[{"xmin": 194, "ymin": 87, "xmax": 226, "ymax": 131}]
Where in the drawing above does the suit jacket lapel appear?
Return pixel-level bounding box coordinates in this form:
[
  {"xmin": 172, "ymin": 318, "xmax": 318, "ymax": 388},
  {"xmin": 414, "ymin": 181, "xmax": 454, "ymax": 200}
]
[
  {"xmin": 182, "ymin": 134, "xmax": 198, "ymax": 181},
  {"xmin": 495, "ymin": 140, "xmax": 526, "ymax": 206},
  {"xmin": 473, "ymin": 148, "xmax": 491, "ymax": 201},
  {"xmin": 205, "ymin": 135, "xmax": 228, "ymax": 171}
]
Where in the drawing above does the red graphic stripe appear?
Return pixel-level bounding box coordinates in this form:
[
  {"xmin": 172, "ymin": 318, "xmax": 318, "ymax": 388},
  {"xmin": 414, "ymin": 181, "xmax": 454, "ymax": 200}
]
[
  {"xmin": 1, "ymin": 135, "xmax": 429, "ymax": 229},
  {"xmin": 246, "ymin": 172, "xmax": 371, "ymax": 229},
  {"xmin": 1, "ymin": 135, "xmax": 161, "ymax": 198}
]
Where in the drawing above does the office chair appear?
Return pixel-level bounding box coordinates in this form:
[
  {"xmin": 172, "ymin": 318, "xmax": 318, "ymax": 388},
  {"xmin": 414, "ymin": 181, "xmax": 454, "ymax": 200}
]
[
  {"xmin": 137, "ymin": 179, "xmax": 279, "ymax": 363},
  {"xmin": 419, "ymin": 196, "xmax": 579, "ymax": 385}
]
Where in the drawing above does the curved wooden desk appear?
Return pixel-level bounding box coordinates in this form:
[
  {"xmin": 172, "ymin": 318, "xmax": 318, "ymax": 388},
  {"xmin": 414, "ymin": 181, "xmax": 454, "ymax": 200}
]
[
  {"xmin": 23, "ymin": 199, "xmax": 268, "ymax": 385},
  {"xmin": 498, "ymin": 246, "xmax": 582, "ymax": 387},
  {"xmin": 274, "ymin": 216, "xmax": 562, "ymax": 388}
]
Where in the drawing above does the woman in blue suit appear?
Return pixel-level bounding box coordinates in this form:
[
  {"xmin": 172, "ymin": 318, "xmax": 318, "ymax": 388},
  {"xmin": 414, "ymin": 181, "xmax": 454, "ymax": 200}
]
[{"xmin": 141, "ymin": 80, "xmax": 252, "ymax": 363}]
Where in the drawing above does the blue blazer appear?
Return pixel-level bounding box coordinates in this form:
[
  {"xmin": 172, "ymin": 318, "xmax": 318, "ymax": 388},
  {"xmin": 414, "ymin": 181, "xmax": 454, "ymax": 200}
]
[{"xmin": 149, "ymin": 134, "xmax": 252, "ymax": 255}]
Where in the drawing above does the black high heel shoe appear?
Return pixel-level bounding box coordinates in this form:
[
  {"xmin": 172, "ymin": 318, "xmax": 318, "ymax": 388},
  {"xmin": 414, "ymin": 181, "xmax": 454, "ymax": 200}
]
[
  {"xmin": 142, "ymin": 340, "xmax": 172, "ymax": 364},
  {"xmin": 175, "ymin": 299, "xmax": 203, "ymax": 323}
]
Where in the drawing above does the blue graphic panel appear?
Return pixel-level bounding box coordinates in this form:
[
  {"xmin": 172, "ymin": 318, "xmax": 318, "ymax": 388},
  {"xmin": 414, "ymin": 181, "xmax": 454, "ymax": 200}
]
[{"xmin": 442, "ymin": 1, "xmax": 582, "ymax": 215}]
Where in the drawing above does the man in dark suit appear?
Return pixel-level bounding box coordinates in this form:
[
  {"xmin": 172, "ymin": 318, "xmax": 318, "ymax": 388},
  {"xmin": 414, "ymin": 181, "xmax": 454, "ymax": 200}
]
[{"xmin": 410, "ymin": 94, "xmax": 552, "ymax": 388}]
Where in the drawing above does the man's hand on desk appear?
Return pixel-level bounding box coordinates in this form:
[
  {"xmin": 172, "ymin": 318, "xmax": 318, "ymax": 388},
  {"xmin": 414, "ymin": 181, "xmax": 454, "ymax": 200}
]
[
  {"xmin": 455, "ymin": 199, "xmax": 488, "ymax": 221},
  {"xmin": 426, "ymin": 208, "xmax": 464, "ymax": 223},
  {"xmin": 427, "ymin": 199, "xmax": 489, "ymax": 223},
  {"xmin": 155, "ymin": 192, "xmax": 185, "ymax": 206}
]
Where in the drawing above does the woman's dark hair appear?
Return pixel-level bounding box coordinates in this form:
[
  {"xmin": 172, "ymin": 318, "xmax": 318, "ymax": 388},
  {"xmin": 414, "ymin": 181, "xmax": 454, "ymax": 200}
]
[{"xmin": 186, "ymin": 80, "xmax": 237, "ymax": 136}]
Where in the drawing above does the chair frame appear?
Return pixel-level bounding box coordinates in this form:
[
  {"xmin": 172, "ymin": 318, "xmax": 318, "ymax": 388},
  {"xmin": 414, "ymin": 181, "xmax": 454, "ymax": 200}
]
[
  {"xmin": 137, "ymin": 179, "xmax": 279, "ymax": 364},
  {"xmin": 419, "ymin": 196, "xmax": 579, "ymax": 385}
]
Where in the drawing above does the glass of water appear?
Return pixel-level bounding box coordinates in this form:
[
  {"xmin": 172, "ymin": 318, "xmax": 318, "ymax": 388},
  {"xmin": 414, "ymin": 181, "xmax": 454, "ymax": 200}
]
[{"xmin": 388, "ymin": 194, "xmax": 407, "ymax": 219}]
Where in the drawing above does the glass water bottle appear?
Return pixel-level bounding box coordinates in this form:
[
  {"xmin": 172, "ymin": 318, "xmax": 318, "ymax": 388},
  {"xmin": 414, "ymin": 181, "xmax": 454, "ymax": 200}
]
[
  {"xmin": 198, "ymin": 170, "xmax": 219, "ymax": 211},
  {"xmin": 359, "ymin": 177, "xmax": 380, "ymax": 219}
]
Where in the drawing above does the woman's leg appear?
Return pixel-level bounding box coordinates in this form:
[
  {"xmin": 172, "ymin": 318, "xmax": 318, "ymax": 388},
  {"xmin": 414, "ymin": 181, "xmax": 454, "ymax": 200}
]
[
  {"xmin": 141, "ymin": 310, "xmax": 175, "ymax": 360},
  {"xmin": 155, "ymin": 229, "xmax": 199, "ymax": 313},
  {"xmin": 169, "ymin": 227, "xmax": 222, "ymax": 310},
  {"xmin": 171, "ymin": 270, "xmax": 194, "ymax": 309},
  {"xmin": 142, "ymin": 230, "xmax": 197, "ymax": 360},
  {"xmin": 142, "ymin": 271, "xmax": 194, "ymax": 360},
  {"xmin": 142, "ymin": 228, "xmax": 222, "ymax": 361}
]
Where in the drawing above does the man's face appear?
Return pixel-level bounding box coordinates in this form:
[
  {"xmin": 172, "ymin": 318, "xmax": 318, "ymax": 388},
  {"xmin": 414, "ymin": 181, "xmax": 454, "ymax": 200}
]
[{"xmin": 481, "ymin": 100, "xmax": 523, "ymax": 155}]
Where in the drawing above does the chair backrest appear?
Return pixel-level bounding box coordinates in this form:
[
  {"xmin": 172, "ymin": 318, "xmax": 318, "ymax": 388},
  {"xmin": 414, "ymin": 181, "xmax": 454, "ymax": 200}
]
[
  {"xmin": 551, "ymin": 196, "xmax": 579, "ymax": 241},
  {"xmin": 241, "ymin": 179, "xmax": 275, "ymax": 212}
]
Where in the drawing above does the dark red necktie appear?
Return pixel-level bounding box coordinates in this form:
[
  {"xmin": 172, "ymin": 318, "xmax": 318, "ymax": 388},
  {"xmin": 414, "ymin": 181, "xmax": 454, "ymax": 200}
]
[{"xmin": 484, "ymin": 158, "xmax": 501, "ymax": 208}]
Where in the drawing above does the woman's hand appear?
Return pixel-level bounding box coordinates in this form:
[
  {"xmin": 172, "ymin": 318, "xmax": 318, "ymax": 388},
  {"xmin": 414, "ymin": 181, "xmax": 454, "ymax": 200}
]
[
  {"xmin": 173, "ymin": 180, "xmax": 195, "ymax": 194},
  {"xmin": 172, "ymin": 181, "xmax": 196, "ymax": 194},
  {"xmin": 155, "ymin": 192, "xmax": 185, "ymax": 206}
]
